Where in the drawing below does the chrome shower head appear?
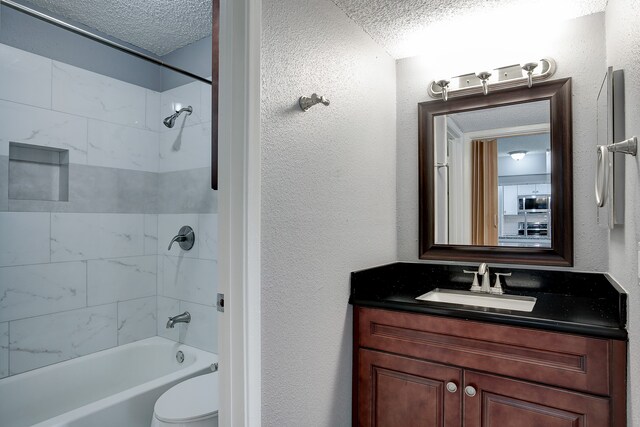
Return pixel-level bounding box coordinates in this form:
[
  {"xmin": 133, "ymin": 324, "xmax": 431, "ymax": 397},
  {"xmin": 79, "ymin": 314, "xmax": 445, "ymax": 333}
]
[{"xmin": 163, "ymin": 106, "xmax": 193, "ymax": 128}]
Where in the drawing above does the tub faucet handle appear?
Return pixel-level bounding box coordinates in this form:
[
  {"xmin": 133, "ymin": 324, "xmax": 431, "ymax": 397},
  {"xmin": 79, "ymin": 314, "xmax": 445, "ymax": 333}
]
[{"xmin": 167, "ymin": 226, "xmax": 195, "ymax": 251}]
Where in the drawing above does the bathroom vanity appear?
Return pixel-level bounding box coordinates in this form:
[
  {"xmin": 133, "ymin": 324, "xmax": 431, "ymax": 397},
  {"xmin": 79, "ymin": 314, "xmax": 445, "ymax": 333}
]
[{"xmin": 349, "ymin": 263, "xmax": 627, "ymax": 426}]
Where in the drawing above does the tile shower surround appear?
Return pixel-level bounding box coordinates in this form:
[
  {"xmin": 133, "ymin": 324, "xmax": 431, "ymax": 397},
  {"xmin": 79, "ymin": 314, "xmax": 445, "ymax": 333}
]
[{"xmin": 0, "ymin": 43, "xmax": 217, "ymax": 378}]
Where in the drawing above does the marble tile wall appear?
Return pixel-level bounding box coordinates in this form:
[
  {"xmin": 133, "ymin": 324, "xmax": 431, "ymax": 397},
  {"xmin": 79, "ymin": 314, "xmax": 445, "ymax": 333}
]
[
  {"xmin": 0, "ymin": 212, "xmax": 158, "ymax": 377},
  {"xmin": 156, "ymin": 213, "xmax": 218, "ymax": 353},
  {"xmin": 0, "ymin": 43, "xmax": 218, "ymax": 376},
  {"xmin": 155, "ymin": 77, "xmax": 218, "ymax": 353}
]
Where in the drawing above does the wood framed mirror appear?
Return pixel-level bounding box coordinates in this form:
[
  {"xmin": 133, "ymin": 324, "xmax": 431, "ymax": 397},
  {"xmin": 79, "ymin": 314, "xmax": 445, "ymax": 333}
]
[{"xmin": 418, "ymin": 78, "xmax": 573, "ymax": 266}]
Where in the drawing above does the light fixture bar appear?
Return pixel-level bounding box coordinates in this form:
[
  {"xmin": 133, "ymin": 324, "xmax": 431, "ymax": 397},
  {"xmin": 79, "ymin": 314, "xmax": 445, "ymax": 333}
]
[{"xmin": 428, "ymin": 58, "xmax": 556, "ymax": 100}]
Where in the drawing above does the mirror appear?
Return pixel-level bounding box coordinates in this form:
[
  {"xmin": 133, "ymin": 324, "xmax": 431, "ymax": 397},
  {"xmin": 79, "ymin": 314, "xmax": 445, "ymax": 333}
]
[{"xmin": 419, "ymin": 78, "xmax": 573, "ymax": 266}]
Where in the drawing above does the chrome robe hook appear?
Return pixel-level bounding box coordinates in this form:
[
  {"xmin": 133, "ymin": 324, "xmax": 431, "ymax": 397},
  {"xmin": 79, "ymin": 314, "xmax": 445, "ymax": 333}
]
[{"xmin": 299, "ymin": 93, "xmax": 330, "ymax": 111}]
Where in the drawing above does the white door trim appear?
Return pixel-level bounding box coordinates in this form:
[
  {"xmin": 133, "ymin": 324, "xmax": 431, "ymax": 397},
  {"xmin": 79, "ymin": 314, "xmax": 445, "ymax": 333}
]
[{"xmin": 218, "ymin": 0, "xmax": 262, "ymax": 425}]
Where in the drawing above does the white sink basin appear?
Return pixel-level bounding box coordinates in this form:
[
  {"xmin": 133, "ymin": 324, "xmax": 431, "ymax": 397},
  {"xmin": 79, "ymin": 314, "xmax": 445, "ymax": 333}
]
[{"xmin": 416, "ymin": 288, "xmax": 537, "ymax": 312}]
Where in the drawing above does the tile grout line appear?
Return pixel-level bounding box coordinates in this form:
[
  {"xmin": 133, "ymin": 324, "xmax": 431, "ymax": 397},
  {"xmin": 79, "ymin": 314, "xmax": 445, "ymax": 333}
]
[
  {"xmin": 7, "ymin": 320, "xmax": 10, "ymax": 377},
  {"xmin": 86, "ymin": 260, "xmax": 89, "ymax": 308},
  {"xmin": 2, "ymin": 301, "xmax": 120, "ymax": 325},
  {"xmin": 49, "ymin": 58, "xmax": 53, "ymax": 111},
  {"xmin": 49, "ymin": 212, "xmax": 52, "ymax": 264},
  {"xmin": 0, "ymin": 251, "xmax": 213, "ymax": 270}
]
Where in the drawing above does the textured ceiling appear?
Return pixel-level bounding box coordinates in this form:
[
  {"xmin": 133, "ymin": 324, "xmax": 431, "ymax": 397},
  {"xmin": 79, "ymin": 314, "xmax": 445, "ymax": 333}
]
[
  {"xmin": 23, "ymin": 0, "xmax": 212, "ymax": 56},
  {"xmin": 330, "ymin": 0, "xmax": 607, "ymax": 58}
]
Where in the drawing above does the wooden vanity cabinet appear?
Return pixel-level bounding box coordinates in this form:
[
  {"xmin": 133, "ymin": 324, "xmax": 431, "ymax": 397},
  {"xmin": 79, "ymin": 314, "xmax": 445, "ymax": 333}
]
[
  {"xmin": 353, "ymin": 307, "xmax": 627, "ymax": 427},
  {"xmin": 358, "ymin": 349, "xmax": 462, "ymax": 426}
]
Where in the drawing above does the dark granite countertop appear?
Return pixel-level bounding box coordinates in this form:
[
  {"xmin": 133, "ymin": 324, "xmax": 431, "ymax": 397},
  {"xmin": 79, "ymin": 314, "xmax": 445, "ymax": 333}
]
[{"xmin": 349, "ymin": 262, "xmax": 627, "ymax": 340}]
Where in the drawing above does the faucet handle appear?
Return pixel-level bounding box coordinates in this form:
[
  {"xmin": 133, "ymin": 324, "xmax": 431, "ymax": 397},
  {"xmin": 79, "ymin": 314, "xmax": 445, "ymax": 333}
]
[
  {"xmin": 491, "ymin": 273, "xmax": 511, "ymax": 295},
  {"xmin": 167, "ymin": 225, "xmax": 195, "ymax": 251},
  {"xmin": 463, "ymin": 270, "xmax": 482, "ymax": 292}
]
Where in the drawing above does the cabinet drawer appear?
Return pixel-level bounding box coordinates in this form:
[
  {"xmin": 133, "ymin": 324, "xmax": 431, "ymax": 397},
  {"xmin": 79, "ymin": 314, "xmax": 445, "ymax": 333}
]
[{"xmin": 357, "ymin": 307, "xmax": 612, "ymax": 395}]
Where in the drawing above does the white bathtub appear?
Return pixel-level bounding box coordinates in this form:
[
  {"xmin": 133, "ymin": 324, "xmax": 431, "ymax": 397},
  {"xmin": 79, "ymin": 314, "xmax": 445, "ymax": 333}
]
[{"xmin": 0, "ymin": 337, "xmax": 217, "ymax": 427}]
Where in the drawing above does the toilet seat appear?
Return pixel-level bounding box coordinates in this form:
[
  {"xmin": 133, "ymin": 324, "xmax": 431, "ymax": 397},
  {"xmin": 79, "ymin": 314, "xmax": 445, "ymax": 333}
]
[{"xmin": 154, "ymin": 372, "xmax": 219, "ymax": 423}]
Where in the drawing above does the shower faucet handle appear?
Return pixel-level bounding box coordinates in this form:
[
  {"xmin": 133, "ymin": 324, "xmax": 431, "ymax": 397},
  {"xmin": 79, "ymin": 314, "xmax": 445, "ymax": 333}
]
[{"xmin": 168, "ymin": 225, "xmax": 195, "ymax": 251}]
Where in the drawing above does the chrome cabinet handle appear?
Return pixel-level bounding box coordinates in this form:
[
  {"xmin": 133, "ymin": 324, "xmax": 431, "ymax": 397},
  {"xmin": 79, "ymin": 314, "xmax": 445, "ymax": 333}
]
[
  {"xmin": 464, "ymin": 385, "xmax": 477, "ymax": 397},
  {"xmin": 446, "ymin": 382, "xmax": 458, "ymax": 393}
]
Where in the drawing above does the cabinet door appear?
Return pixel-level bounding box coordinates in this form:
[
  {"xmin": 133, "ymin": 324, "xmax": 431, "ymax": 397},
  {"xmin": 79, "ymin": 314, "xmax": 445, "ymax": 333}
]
[
  {"xmin": 517, "ymin": 184, "xmax": 536, "ymax": 196},
  {"xmin": 358, "ymin": 349, "xmax": 462, "ymax": 427},
  {"xmin": 502, "ymin": 185, "xmax": 518, "ymax": 215},
  {"xmin": 463, "ymin": 371, "xmax": 610, "ymax": 427},
  {"xmin": 536, "ymin": 183, "xmax": 551, "ymax": 195}
]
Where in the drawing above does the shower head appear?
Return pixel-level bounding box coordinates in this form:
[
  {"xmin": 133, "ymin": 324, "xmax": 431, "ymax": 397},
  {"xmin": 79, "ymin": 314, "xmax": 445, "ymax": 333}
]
[{"xmin": 163, "ymin": 106, "xmax": 193, "ymax": 128}]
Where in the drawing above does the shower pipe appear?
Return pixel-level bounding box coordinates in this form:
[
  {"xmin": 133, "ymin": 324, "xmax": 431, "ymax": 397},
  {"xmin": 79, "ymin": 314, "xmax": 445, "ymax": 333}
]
[{"xmin": 0, "ymin": 0, "xmax": 212, "ymax": 86}]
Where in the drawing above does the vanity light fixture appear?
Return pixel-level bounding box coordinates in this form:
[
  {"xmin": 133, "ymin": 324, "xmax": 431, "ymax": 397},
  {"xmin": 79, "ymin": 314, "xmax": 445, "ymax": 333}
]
[
  {"xmin": 435, "ymin": 80, "xmax": 450, "ymax": 101},
  {"xmin": 509, "ymin": 150, "xmax": 527, "ymax": 161},
  {"xmin": 428, "ymin": 58, "xmax": 556, "ymax": 101},
  {"xmin": 476, "ymin": 72, "xmax": 492, "ymax": 95},
  {"xmin": 522, "ymin": 62, "xmax": 539, "ymax": 88}
]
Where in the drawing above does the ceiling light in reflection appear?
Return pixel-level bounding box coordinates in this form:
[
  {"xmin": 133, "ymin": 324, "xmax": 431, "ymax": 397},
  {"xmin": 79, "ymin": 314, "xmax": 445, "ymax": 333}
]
[{"xmin": 509, "ymin": 150, "xmax": 527, "ymax": 161}]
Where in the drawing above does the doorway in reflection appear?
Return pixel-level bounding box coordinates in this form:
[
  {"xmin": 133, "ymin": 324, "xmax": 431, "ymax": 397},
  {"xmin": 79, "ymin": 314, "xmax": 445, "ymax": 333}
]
[{"xmin": 434, "ymin": 100, "xmax": 551, "ymax": 248}]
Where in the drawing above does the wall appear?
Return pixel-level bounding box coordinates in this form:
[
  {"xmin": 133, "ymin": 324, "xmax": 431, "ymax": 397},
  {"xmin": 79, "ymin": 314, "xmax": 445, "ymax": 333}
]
[
  {"xmin": 0, "ymin": 43, "xmax": 217, "ymax": 378},
  {"xmin": 605, "ymin": 0, "xmax": 640, "ymax": 424},
  {"xmin": 0, "ymin": 43, "xmax": 159, "ymax": 377},
  {"xmin": 260, "ymin": 0, "xmax": 397, "ymax": 424},
  {"xmin": 155, "ymin": 76, "xmax": 218, "ymax": 354},
  {"xmin": 0, "ymin": 2, "xmax": 212, "ymax": 92},
  {"xmin": 162, "ymin": 36, "xmax": 213, "ymax": 90},
  {"xmin": 396, "ymin": 12, "xmax": 608, "ymax": 271},
  {"xmin": 0, "ymin": 3, "xmax": 162, "ymax": 91}
]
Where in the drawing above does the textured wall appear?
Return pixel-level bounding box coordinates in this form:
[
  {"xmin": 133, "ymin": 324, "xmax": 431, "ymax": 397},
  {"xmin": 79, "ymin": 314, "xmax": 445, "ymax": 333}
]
[
  {"xmin": 396, "ymin": 12, "xmax": 608, "ymax": 271},
  {"xmin": 260, "ymin": 0, "xmax": 397, "ymax": 424},
  {"xmin": 605, "ymin": 0, "xmax": 640, "ymax": 424}
]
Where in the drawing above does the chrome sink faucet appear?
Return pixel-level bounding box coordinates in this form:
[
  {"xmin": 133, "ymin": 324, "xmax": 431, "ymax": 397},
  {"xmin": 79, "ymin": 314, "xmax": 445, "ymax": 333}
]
[
  {"xmin": 465, "ymin": 263, "xmax": 510, "ymax": 294},
  {"xmin": 478, "ymin": 263, "xmax": 491, "ymax": 293}
]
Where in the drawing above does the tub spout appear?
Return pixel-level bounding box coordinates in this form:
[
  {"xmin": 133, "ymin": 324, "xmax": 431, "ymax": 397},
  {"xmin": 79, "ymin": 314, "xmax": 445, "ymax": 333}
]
[{"xmin": 166, "ymin": 311, "xmax": 191, "ymax": 328}]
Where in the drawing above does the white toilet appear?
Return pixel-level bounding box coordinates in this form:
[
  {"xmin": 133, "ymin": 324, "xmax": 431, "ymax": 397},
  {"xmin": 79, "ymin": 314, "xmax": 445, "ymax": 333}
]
[{"xmin": 151, "ymin": 372, "xmax": 219, "ymax": 427}]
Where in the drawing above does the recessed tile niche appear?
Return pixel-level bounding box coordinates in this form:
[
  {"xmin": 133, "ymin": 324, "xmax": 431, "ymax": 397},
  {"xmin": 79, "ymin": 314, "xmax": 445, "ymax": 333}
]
[{"xmin": 8, "ymin": 142, "xmax": 69, "ymax": 202}]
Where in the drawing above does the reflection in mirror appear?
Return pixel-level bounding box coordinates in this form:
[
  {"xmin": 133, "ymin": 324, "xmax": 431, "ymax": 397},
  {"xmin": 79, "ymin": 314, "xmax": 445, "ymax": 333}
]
[
  {"xmin": 419, "ymin": 78, "xmax": 573, "ymax": 266},
  {"xmin": 433, "ymin": 101, "xmax": 551, "ymax": 248}
]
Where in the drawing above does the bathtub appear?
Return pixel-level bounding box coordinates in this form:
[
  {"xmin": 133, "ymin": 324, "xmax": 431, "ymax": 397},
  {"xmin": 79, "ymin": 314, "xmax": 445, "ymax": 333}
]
[{"xmin": 0, "ymin": 337, "xmax": 217, "ymax": 427}]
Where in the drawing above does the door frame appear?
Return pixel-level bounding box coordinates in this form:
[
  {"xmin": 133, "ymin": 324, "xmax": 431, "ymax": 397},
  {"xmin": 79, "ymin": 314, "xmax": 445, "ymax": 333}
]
[{"xmin": 218, "ymin": 0, "xmax": 262, "ymax": 425}]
